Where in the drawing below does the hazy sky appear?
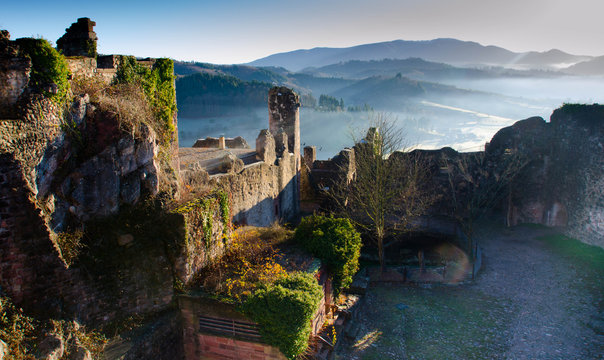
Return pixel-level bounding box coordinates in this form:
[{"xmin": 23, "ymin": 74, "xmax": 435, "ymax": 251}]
[{"xmin": 2, "ymin": 0, "xmax": 602, "ymax": 64}]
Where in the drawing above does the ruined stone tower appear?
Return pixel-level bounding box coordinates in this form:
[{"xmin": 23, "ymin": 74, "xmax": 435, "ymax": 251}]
[
  {"xmin": 56, "ymin": 17, "xmax": 97, "ymax": 57},
  {"xmin": 268, "ymin": 86, "xmax": 301, "ymax": 216},
  {"xmin": 268, "ymin": 86, "xmax": 301, "ymax": 169}
]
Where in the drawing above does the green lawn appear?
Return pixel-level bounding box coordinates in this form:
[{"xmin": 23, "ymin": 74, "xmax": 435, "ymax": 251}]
[
  {"xmin": 537, "ymin": 234, "xmax": 604, "ymax": 274},
  {"xmin": 351, "ymin": 285, "xmax": 512, "ymax": 360}
]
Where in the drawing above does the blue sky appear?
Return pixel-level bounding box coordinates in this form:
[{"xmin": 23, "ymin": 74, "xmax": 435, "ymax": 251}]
[{"xmin": 2, "ymin": 0, "xmax": 602, "ymax": 64}]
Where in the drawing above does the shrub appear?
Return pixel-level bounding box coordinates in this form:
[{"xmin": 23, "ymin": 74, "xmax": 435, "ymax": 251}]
[
  {"xmin": 15, "ymin": 38, "xmax": 70, "ymax": 103},
  {"xmin": 0, "ymin": 297, "xmax": 37, "ymax": 359},
  {"xmin": 241, "ymin": 272, "xmax": 322, "ymax": 359},
  {"xmin": 196, "ymin": 225, "xmax": 290, "ymax": 302},
  {"xmin": 115, "ymin": 56, "xmax": 177, "ymax": 144},
  {"xmin": 294, "ymin": 215, "xmax": 362, "ymax": 295},
  {"xmin": 53, "ymin": 230, "xmax": 85, "ymax": 267},
  {"xmin": 94, "ymin": 83, "xmax": 154, "ymax": 138}
]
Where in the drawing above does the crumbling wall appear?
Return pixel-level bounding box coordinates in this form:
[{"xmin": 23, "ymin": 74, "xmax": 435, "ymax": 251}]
[
  {"xmin": 171, "ymin": 192, "xmax": 232, "ymax": 285},
  {"xmin": 305, "ymin": 105, "xmax": 603, "ymax": 248},
  {"xmin": 208, "ymin": 151, "xmax": 297, "ymax": 227},
  {"xmin": 483, "ymin": 105, "xmax": 604, "ymax": 247},
  {"xmin": 0, "ymin": 26, "xmax": 184, "ymax": 326},
  {"xmin": 0, "ymin": 30, "xmax": 30, "ymax": 118},
  {"xmin": 193, "ymin": 136, "xmax": 249, "ymax": 149},
  {"xmin": 56, "ymin": 18, "xmax": 98, "ymax": 57}
]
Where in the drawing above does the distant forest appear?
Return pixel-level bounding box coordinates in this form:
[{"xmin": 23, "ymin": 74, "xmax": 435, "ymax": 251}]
[{"xmin": 176, "ymin": 73, "xmax": 271, "ymax": 117}]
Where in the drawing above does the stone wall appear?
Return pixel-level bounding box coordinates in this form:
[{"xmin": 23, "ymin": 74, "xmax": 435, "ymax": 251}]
[
  {"xmin": 304, "ymin": 105, "xmax": 603, "ymax": 248},
  {"xmin": 0, "ymin": 30, "xmax": 30, "ymax": 119},
  {"xmin": 208, "ymin": 150, "xmax": 298, "ymax": 227},
  {"xmin": 56, "ymin": 18, "xmax": 97, "ymax": 57},
  {"xmin": 482, "ymin": 105, "xmax": 604, "ymax": 247},
  {"xmin": 172, "ymin": 193, "xmax": 232, "ymax": 285},
  {"xmin": 65, "ymin": 57, "xmax": 97, "ymax": 78},
  {"xmin": 193, "ymin": 136, "xmax": 249, "ymax": 149}
]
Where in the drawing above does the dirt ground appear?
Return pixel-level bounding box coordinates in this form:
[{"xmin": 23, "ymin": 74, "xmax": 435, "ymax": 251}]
[{"xmin": 335, "ymin": 223, "xmax": 604, "ymax": 359}]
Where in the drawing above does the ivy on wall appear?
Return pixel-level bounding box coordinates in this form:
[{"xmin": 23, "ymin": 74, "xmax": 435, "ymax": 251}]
[
  {"xmin": 172, "ymin": 190, "xmax": 231, "ymax": 250},
  {"xmin": 241, "ymin": 272, "xmax": 323, "ymax": 359},
  {"xmin": 115, "ymin": 56, "xmax": 177, "ymax": 145},
  {"xmin": 15, "ymin": 38, "xmax": 71, "ymax": 104}
]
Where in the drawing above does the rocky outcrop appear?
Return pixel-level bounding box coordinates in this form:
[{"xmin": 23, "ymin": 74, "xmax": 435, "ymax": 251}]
[{"xmin": 35, "ymin": 95, "xmax": 160, "ymax": 231}]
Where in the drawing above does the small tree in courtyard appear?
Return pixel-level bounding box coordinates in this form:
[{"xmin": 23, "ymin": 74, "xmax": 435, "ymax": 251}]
[{"xmin": 329, "ymin": 113, "xmax": 432, "ymax": 272}]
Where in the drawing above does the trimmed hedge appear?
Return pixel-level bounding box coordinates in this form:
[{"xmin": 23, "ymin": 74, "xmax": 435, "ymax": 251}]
[
  {"xmin": 295, "ymin": 215, "xmax": 362, "ymax": 295},
  {"xmin": 241, "ymin": 272, "xmax": 322, "ymax": 359}
]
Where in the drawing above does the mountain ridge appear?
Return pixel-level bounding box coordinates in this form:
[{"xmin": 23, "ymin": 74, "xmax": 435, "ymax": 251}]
[{"xmin": 247, "ymin": 38, "xmax": 594, "ymax": 72}]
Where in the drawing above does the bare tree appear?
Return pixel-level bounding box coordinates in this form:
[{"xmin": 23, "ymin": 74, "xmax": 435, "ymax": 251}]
[{"xmin": 329, "ymin": 113, "xmax": 432, "ymax": 272}]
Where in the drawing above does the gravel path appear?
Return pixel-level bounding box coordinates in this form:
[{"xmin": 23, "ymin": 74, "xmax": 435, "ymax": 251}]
[{"xmin": 336, "ymin": 224, "xmax": 604, "ymax": 359}]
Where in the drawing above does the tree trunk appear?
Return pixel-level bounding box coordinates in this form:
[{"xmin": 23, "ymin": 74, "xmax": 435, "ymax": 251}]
[{"xmin": 378, "ymin": 234, "xmax": 384, "ymax": 274}]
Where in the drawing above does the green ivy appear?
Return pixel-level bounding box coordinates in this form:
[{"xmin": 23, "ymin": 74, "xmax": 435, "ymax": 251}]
[
  {"xmin": 241, "ymin": 272, "xmax": 323, "ymax": 359},
  {"xmin": 173, "ymin": 190, "xmax": 232, "ymax": 249},
  {"xmin": 115, "ymin": 56, "xmax": 177, "ymax": 144},
  {"xmin": 201, "ymin": 198, "xmax": 214, "ymax": 249},
  {"xmin": 294, "ymin": 215, "xmax": 362, "ymax": 296},
  {"xmin": 15, "ymin": 38, "xmax": 70, "ymax": 104},
  {"xmin": 217, "ymin": 190, "xmax": 230, "ymax": 236}
]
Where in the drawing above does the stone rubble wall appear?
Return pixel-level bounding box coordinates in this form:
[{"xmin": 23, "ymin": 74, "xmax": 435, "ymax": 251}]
[
  {"xmin": 0, "ymin": 30, "xmax": 30, "ymax": 119},
  {"xmin": 0, "ymin": 150, "xmax": 174, "ymax": 324},
  {"xmin": 305, "ymin": 106, "xmax": 604, "ymax": 248},
  {"xmin": 208, "ymin": 150, "xmax": 298, "ymax": 227}
]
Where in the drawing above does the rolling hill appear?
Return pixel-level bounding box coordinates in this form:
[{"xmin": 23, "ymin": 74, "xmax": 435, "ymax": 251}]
[
  {"xmin": 248, "ymin": 38, "xmax": 593, "ymax": 71},
  {"xmin": 563, "ymin": 56, "xmax": 604, "ymax": 76}
]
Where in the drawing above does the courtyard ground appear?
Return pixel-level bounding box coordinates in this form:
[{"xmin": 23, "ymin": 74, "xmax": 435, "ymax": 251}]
[{"xmin": 335, "ymin": 223, "xmax": 604, "ymax": 359}]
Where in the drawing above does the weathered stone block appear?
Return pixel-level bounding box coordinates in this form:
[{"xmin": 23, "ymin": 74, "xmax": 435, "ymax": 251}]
[
  {"xmin": 303, "ymin": 146, "xmax": 316, "ymax": 168},
  {"xmin": 256, "ymin": 129, "xmax": 276, "ymax": 164},
  {"xmin": 218, "ymin": 152, "xmax": 244, "ymax": 174}
]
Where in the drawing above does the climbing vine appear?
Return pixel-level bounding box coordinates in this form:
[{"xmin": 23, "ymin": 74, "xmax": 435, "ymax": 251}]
[
  {"xmin": 217, "ymin": 189, "xmax": 230, "ymax": 237},
  {"xmin": 172, "ymin": 190, "xmax": 231, "ymax": 250},
  {"xmin": 114, "ymin": 56, "xmax": 177, "ymax": 145},
  {"xmin": 15, "ymin": 38, "xmax": 71, "ymax": 104}
]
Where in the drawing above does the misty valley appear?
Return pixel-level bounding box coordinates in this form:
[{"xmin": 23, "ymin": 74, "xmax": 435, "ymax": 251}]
[
  {"xmin": 1, "ymin": 15, "xmax": 603, "ymax": 360},
  {"xmin": 176, "ymin": 60, "xmax": 604, "ymax": 158}
]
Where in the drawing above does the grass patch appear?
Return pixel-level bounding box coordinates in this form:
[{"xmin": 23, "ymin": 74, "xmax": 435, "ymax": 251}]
[
  {"xmin": 352, "ymin": 285, "xmax": 512, "ymax": 360},
  {"xmin": 537, "ymin": 234, "xmax": 604, "ymax": 273},
  {"xmin": 401, "ymin": 287, "xmax": 511, "ymax": 360}
]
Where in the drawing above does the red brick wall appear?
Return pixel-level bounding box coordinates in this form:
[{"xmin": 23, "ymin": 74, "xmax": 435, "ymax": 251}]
[
  {"xmin": 192, "ymin": 334, "xmax": 285, "ymax": 360},
  {"xmin": 179, "ymin": 290, "xmax": 328, "ymax": 360}
]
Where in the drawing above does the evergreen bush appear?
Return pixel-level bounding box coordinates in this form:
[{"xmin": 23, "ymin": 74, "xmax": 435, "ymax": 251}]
[
  {"xmin": 294, "ymin": 215, "xmax": 362, "ymax": 295},
  {"xmin": 241, "ymin": 272, "xmax": 322, "ymax": 359}
]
